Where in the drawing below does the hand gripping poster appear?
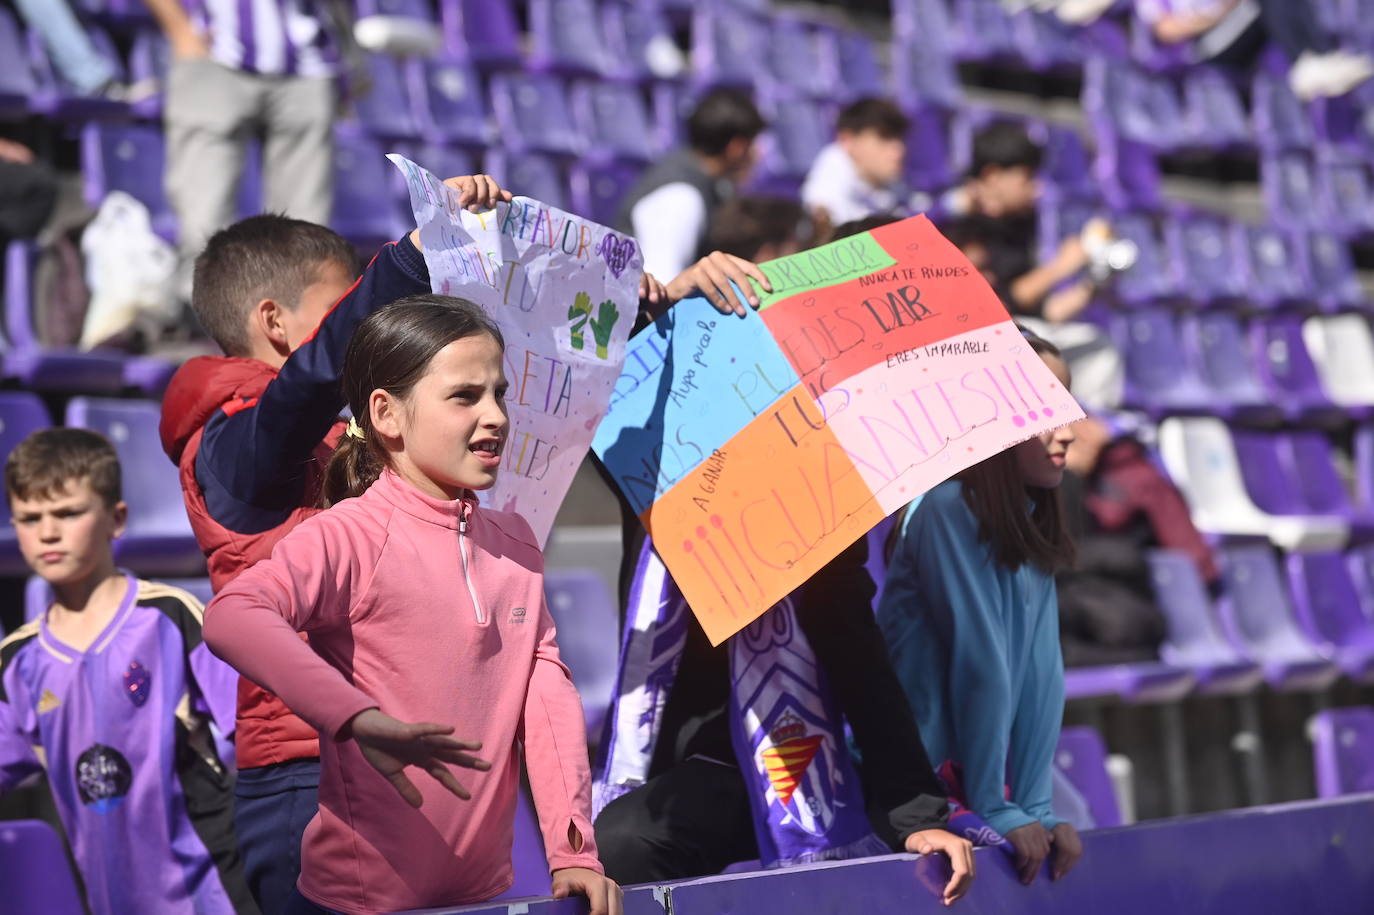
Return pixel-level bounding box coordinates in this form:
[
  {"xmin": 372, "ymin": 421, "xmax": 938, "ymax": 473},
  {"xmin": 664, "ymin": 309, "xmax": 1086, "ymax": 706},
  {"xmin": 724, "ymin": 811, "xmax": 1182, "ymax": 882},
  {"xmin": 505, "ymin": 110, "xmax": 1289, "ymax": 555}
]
[
  {"xmin": 391, "ymin": 155, "xmax": 641, "ymax": 543},
  {"xmin": 592, "ymin": 214, "xmax": 1085, "ymax": 645}
]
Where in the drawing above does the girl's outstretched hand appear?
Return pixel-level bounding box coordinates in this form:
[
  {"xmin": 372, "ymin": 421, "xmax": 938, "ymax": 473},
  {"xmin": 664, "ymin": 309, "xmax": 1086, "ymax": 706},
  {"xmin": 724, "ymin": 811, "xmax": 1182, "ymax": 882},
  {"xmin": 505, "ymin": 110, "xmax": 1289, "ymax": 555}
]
[
  {"xmin": 551, "ymin": 868, "xmax": 623, "ymax": 915},
  {"xmin": 905, "ymin": 828, "xmax": 976, "ymax": 906},
  {"xmin": 444, "ymin": 174, "xmax": 513, "ymax": 212},
  {"xmin": 343, "ymin": 708, "xmax": 490, "ymax": 808},
  {"xmin": 666, "ymin": 251, "xmax": 774, "ymax": 316}
]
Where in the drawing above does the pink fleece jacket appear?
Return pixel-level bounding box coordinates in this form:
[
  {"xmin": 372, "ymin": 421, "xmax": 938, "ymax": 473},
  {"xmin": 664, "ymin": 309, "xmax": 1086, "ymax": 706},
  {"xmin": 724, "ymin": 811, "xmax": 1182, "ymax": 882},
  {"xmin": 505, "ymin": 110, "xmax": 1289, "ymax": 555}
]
[{"xmin": 203, "ymin": 470, "xmax": 602, "ymax": 914}]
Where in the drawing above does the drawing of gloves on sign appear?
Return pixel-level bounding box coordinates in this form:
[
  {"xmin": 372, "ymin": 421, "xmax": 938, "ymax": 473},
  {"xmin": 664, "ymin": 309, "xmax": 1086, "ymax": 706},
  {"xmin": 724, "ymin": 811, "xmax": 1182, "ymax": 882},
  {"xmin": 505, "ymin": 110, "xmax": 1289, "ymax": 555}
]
[{"xmin": 568, "ymin": 292, "xmax": 620, "ymax": 359}]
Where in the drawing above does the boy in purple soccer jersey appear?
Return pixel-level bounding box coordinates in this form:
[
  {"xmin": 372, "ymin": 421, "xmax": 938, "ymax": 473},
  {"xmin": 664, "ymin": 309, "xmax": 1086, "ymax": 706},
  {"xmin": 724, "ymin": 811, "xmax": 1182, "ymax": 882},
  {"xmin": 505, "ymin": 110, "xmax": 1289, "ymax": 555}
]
[{"xmin": 0, "ymin": 429, "xmax": 254, "ymax": 914}]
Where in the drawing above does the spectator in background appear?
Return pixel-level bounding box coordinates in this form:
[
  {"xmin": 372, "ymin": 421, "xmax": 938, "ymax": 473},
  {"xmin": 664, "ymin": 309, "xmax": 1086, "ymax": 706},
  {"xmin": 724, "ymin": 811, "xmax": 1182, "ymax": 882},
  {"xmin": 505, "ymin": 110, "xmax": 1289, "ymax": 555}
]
[
  {"xmin": 142, "ymin": 0, "xmax": 340, "ymax": 298},
  {"xmin": 0, "ymin": 137, "xmax": 57, "ymax": 243},
  {"xmin": 11, "ymin": 0, "xmax": 120, "ymax": 97},
  {"xmin": 617, "ymin": 88, "xmax": 764, "ymax": 280},
  {"xmin": 1136, "ymin": 0, "xmax": 1373, "ymax": 100},
  {"xmin": 943, "ymin": 123, "xmax": 1123, "ymax": 409},
  {"xmin": 801, "ymin": 98, "xmax": 911, "ymax": 231},
  {"xmin": 705, "ymin": 195, "xmax": 813, "ymax": 264}
]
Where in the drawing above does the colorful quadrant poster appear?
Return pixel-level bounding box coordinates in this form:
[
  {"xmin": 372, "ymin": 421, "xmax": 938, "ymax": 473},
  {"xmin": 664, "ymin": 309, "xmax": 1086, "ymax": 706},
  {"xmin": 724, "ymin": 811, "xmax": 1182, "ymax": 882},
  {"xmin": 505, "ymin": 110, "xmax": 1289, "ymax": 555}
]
[
  {"xmin": 592, "ymin": 215, "xmax": 1085, "ymax": 645},
  {"xmin": 392, "ymin": 155, "xmax": 642, "ymax": 543}
]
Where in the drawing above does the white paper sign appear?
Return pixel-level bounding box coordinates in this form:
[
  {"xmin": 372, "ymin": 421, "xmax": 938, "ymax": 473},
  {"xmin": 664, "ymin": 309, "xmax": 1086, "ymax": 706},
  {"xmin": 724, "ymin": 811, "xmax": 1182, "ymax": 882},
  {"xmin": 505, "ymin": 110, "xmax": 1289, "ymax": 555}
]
[{"xmin": 390, "ymin": 155, "xmax": 642, "ymax": 543}]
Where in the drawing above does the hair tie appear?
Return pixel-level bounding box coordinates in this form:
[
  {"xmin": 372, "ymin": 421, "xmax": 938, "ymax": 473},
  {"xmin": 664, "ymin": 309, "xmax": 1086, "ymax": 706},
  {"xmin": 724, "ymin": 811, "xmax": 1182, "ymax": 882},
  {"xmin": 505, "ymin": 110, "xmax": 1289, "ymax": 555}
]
[{"xmin": 345, "ymin": 416, "xmax": 366, "ymax": 440}]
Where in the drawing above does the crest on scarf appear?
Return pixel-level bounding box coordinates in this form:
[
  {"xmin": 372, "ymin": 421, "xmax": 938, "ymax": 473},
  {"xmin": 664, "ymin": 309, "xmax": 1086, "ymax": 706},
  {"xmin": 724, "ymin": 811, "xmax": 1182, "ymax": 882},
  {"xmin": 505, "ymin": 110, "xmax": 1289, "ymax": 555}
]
[{"xmin": 760, "ymin": 712, "xmax": 823, "ymax": 808}]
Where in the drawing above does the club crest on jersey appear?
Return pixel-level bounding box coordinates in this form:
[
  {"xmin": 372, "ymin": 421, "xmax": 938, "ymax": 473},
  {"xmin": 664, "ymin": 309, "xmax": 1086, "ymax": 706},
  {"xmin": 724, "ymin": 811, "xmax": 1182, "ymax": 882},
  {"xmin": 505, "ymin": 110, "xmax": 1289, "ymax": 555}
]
[
  {"xmin": 123, "ymin": 660, "xmax": 150, "ymax": 707},
  {"xmin": 76, "ymin": 744, "xmax": 132, "ymax": 813}
]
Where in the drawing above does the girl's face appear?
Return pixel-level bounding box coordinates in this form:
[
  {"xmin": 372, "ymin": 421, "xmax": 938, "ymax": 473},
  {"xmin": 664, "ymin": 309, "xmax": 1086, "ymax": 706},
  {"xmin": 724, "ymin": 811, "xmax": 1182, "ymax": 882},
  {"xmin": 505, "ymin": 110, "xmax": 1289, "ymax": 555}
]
[
  {"xmin": 1014, "ymin": 352, "xmax": 1074, "ymax": 489},
  {"xmin": 372, "ymin": 333, "xmax": 509, "ymax": 501}
]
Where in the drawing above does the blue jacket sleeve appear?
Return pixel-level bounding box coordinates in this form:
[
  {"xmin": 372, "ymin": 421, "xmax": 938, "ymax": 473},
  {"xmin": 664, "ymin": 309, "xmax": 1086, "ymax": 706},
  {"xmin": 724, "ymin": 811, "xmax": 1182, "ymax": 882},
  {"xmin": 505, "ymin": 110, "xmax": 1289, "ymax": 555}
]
[
  {"xmin": 1009, "ymin": 586, "xmax": 1066, "ymax": 831},
  {"xmin": 911, "ymin": 497, "xmax": 1038, "ymax": 838},
  {"xmin": 196, "ymin": 236, "xmax": 430, "ymax": 534}
]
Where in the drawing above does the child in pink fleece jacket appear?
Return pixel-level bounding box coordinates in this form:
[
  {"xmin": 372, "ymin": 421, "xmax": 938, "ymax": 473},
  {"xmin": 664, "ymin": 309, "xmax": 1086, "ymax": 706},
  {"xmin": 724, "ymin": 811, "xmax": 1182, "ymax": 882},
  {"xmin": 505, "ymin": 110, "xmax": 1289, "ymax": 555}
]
[{"xmin": 203, "ymin": 295, "xmax": 622, "ymax": 915}]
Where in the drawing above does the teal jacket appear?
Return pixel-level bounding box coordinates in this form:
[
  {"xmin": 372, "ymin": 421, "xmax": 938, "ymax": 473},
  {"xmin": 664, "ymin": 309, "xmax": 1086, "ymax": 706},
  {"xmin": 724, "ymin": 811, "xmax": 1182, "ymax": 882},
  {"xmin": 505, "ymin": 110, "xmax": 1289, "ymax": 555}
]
[{"xmin": 876, "ymin": 480, "xmax": 1065, "ymax": 837}]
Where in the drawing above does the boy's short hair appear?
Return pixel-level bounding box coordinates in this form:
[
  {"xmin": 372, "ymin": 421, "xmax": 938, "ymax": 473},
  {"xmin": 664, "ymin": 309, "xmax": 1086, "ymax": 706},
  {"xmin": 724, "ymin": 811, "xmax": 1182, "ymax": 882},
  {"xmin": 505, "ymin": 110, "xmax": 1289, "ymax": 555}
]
[
  {"xmin": 5, "ymin": 428, "xmax": 122, "ymax": 507},
  {"xmin": 830, "ymin": 215, "xmax": 901, "ymax": 241},
  {"xmin": 836, "ymin": 98, "xmax": 909, "ymax": 139},
  {"xmin": 707, "ymin": 196, "xmax": 809, "ymax": 261},
  {"xmin": 969, "ymin": 121, "xmax": 1044, "ymax": 177},
  {"xmin": 192, "ymin": 214, "xmax": 360, "ymax": 357},
  {"xmin": 687, "ymin": 88, "xmax": 766, "ymax": 156}
]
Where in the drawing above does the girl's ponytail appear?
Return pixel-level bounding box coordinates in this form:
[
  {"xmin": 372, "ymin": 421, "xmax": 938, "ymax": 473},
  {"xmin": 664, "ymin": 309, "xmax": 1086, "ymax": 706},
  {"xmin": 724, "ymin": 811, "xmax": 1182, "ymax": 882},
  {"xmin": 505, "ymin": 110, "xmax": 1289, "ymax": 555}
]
[{"xmin": 322, "ymin": 420, "xmax": 385, "ymax": 508}]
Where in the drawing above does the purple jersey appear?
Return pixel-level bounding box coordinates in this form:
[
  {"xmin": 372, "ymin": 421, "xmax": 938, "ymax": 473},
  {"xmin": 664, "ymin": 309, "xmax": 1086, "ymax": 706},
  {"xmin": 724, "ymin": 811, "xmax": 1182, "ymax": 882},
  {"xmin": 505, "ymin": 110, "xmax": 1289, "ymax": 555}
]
[{"xmin": 0, "ymin": 574, "xmax": 253, "ymax": 914}]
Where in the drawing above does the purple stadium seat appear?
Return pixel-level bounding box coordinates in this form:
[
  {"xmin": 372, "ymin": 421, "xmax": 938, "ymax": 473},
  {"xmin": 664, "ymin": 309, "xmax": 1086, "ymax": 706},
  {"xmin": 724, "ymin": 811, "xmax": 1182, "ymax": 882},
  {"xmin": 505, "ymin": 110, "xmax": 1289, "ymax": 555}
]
[
  {"xmin": 904, "ymin": 105, "xmax": 955, "ymax": 194},
  {"xmin": 1262, "ymin": 152, "xmax": 1322, "ymax": 231},
  {"xmin": 348, "ymin": 53, "xmax": 421, "ymax": 141},
  {"xmin": 1350, "ymin": 543, "xmax": 1374, "ymax": 625},
  {"xmin": 0, "ymin": 7, "xmax": 39, "ymax": 116},
  {"xmin": 1231, "ymin": 431, "xmax": 1372, "ymax": 543},
  {"xmin": 1063, "ymin": 662, "xmax": 1194, "ymax": 704},
  {"xmin": 690, "ymin": 7, "xmax": 765, "ymax": 90},
  {"xmin": 1286, "ymin": 553, "xmax": 1374, "ymax": 683},
  {"xmin": 1181, "ymin": 312, "xmax": 1281, "ymax": 424},
  {"xmin": 1299, "ymin": 231, "xmax": 1367, "ymax": 313},
  {"xmin": 3, "ymin": 241, "xmax": 127, "ymax": 394},
  {"xmin": 0, "ymin": 821, "xmax": 84, "ymax": 915},
  {"xmin": 834, "ymin": 30, "xmax": 886, "ymax": 102},
  {"xmin": 1311, "ymin": 707, "xmax": 1374, "ymax": 797},
  {"xmin": 1015, "ymin": 8, "xmax": 1084, "ymax": 73},
  {"xmin": 1181, "ymin": 68, "xmax": 1250, "ymax": 151},
  {"xmin": 413, "ymin": 56, "xmax": 488, "ymax": 148},
  {"xmin": 1166, "ymin": 212, "xmax": 1246, "ymax": 308},
  {"xmin": 1215, "ymin": 544, "xmax": 1340, "ymax": 692},
  {"xmin": 388, "ymin": 140, "xmax": 474, "ymax": 231},
  {"xmin": 489, "ymin": 72, "xmax": 584, "ymax": 158},
  {"xmin": 1148, "ymin": 549, "xmax": 1263, "ymax": 695},
  {"xmin": 1109, "ymin": 211, "xmax": 1174, "ymax": 306},
  {"xmin": 1252, "ymin": 68, "xmax": 1315, "ymax": 153},
  {"xmin": 1358, "ymin": 425, "xmax": 1374, "ymax": 514},
  {"xmin": 356, "ymin": 0, "xmax": 436, "ymax": 18},
  {"xmin": 764, "ymin": 16, "xmax": 833, "ymax": 98},
  {"xmin": 438, "ymin": 0, "xmax": 521, "ymax": 68},
  {"xmin": 892, "ymin": 0, "xmax": 953, "ymax": 42},
  {"xmin": 1237, "ymin": 223, "xmax": 1310, "ymax": 310},
  {"xmin": 483, "ymin": 150, "xmax": 570, "ymax": 212},
  {"xmin": 65, "ymin": 397, "xmax": 204, "ymax": 576},
  {"xmin": 1040, "ymin": 124, "xmax": 1095, "ymax": 198},
  {"xmin": 0, "ymin": 392, "xmax": 53, "ymax": 574},
  {"xmin": 1093, "ymin": 132, "xmax": 1162, "ymax": 211},
  {"xmin": 1251, "ymin": 317, "xmax": 1348, "ymax": 425},
  {"xmin": 1083, "ymin": 55, "xmax": 1184, "ymax": 153},
  {"xmin": 1127, "ymin": 10, "xmax": 1193, "ymax": 74},
  {"xmin": 122, "ymin": 355, "xmax": 179, "ymax": 398},
  {"xmin": 756, "ymin": 93, "xmax": 832, "ymax": 182},
  {"xmin": 332, "ymin": 132, "xmax": 406, "ymax": 247},
  {"xmin": 569, "ymin": 159, "xmax": 643, "ymax": 228},
  {"xmin": 544, "ymin": 569, "xmax": 619, "ymax": 741},
  {"xmin": 890, "ymin": 34, "xmax": 963, "ymax": 110},
  {"xmin": 570, "ymin": 80, "xmax": 657, "ymax": 164},
  {"xmin": 650, "ymin": 80, "xmax": 691, "ymax": 153},
  {"xmin": 1055, "ymin": 727, "xmax": 1123, "ymax": 828},
  {"xmin": 1312, "ymin": 81, "xmax": 1374, "ymax": 159},
  {"xmin": 80, "ymin": 122, "xmax": 177, "ymax": 241},
  {"xmin": 1117, "ymin": 308, "xmax": 1212, "ymax": 416},
  {"xmin": 1317, "ymin": 156, "xmax": 1374, "ymax": 238},
  {"xmin": 601, "ymin": 0, "xmax": 681, "ymax": 82},
  {"xmin": 953, "ymin": 0, "xmax": 1020, "ymax": 65},
  {"xmin": 529, "ymin": 0, "xmax": 607, "ymax": 77}
]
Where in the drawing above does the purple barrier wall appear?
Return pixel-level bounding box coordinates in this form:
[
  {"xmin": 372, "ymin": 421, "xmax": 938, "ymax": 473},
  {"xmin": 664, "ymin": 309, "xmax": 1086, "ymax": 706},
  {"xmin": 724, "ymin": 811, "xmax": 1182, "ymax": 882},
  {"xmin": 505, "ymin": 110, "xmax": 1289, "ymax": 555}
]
[{"xmin": 434, "ymin": 794, "xmax": 1374, "ymax": 914}]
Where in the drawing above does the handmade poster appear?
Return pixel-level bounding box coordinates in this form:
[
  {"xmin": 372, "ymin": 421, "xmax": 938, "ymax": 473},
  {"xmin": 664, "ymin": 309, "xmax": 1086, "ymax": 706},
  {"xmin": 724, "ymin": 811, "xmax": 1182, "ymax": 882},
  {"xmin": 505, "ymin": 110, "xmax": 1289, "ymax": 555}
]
[
  {"xmin": 391, "ymin": 155, "xmax": 642, "ymax": 543},
  {"xmin": 592, "ymin": 215, "xmax": 1084, "ymax": 645}
]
